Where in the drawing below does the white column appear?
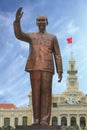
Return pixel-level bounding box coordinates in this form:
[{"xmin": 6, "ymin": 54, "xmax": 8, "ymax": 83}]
[
  {"xmin": 10, "ymin": 112, "xmax": 14, "ymax": 127},
  {"xmin": 32, "ymin": 113, "xmax": 34, "ymax": 123},
  {"xmin": 77, "ymin": 114, "xmax": 79, "ymax": 126},
  {"xmin": 18, "ymin": 112, "xmax": 22, "ymax": 125},
  {"xmin": 0, "ymin": 113, "xmax": 3, "ymax": 127},
  {"xmin": 58, "ymin": 114, "xmax": 61, "ymax": 125},
  {"xmin": 67, "ymin": 114, "xmax": 70, "ymax": 126}
]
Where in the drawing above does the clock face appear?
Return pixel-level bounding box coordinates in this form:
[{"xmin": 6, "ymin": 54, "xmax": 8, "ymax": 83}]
[
  {"xmin": 66, "ymin": 91, "xmax": 80, "ymax": 104},
  {"xmin": 66, "ymin": 96, "xmax": 76, "ymax": 104}
]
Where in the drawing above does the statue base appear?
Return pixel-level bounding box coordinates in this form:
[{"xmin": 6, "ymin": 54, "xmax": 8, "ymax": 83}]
[{"xmin": 15, "ymin": 125, "xmax": 61, "ymax": 130}]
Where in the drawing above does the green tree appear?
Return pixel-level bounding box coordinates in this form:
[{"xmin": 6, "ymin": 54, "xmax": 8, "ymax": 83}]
[
  {"xmin": 62, "ymin": 125, "xmax": 79, "ymax": 130},
  {"xmin": 74, "ymin": 124, "xmax": 79, "ymax": 130},
  {"xmin": 1, "ymin": 125, "xmax": 14, "ymax": 130}
]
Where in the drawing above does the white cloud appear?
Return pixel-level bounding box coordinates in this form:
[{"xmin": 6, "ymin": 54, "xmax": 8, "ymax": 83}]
[
  {"xmin": 55, "ymin": 20, "xmax": 79, "ymax": 40},
  {"xmin": 66, "ymin": 21, "xmax": 79, "ymax": 34},
  {"xmin": 0, "ymin": 12, "xmax": 14, "ymax": 34}
]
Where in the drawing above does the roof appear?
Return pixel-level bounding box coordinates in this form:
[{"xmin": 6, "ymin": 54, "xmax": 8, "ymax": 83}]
[{"xmin": 0, "ymin": 104, "xmax": 16, "ymax": 109}]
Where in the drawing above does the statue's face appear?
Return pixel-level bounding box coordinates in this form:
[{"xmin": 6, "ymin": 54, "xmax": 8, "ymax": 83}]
[{"xmin": 36, "ymin": 15, "xmax": 48, "ymax": 32}]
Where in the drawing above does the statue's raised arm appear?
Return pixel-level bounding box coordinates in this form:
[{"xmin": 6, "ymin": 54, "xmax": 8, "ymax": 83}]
[
  {"xmin": 15, "ymin": 7, "xmax": 23, "ymax": 22},
  {"xmin": 13, "ymin": 7, "xmax": 31, "ymax": 43}
]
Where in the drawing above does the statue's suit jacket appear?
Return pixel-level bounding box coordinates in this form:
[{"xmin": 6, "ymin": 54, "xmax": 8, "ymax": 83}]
[{"xmin": 14, "ymin": 21, "xmax": 63, "ymax": 74}]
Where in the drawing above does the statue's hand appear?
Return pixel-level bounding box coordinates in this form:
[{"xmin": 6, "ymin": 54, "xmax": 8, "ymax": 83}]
[
  {"xmin": 58, "ymin": 73, "xmax": 62, "ymax": 82},
  {"xmin": 15, "ymin": 7, "xmax": 23, "ymax": 21}
]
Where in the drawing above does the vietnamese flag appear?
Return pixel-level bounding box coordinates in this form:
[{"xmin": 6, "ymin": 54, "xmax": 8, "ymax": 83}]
[{"xmin": 67, "ymin": 37, "xmax": 72, "ymax": 44}]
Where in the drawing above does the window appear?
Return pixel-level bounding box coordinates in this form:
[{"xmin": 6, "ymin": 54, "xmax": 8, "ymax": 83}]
[
  {"xmin": 80, "ymin": 117, "xmax": 86, "ymax": 128},
  {"xmin": 22, "ymin": 117, "xmax": 27, "ymax": 126},
  {"xmin": 61, "ymin": 117, "xmax": 67, "ymax": 126},
  {"xmin": 52, "ymin": 117, "xmax": 58, "ymax": 125},
  {"xmin": 15, "ymin": 118, "xmax": 18, "ymax": 126},
  {"xmin": 71, "ymin": 64, "xmax": 74, "ymax": 70},
  {"xmin": 4, "ymin": 118, "xmax": 10, "ymax": 126},
  {"xmin": 53, "ymin": 103, "xmax": 57, "ymax": 107},
  {"xmin": 70, "ymin": 117, "xmax": 76, "ymax": 126}
]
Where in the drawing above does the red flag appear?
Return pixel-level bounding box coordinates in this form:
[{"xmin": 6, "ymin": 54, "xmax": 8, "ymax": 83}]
[{"xmin": 67, "ymin": 37, "xmax": 72, "ymax": 44}]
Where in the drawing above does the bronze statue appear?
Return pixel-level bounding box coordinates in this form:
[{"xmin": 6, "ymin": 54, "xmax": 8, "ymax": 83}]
[{"xmin": 13, "ymin": 7, "xmax": 63, "ymax": 125}]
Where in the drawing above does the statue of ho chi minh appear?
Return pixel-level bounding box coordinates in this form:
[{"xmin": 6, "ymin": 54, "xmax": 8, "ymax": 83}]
[{"xmin": 13, "ymin": 7, "xmax": 63, "ymax": 126}]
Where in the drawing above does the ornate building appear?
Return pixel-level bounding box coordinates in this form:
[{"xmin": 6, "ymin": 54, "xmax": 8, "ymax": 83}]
[
  {"xmin": 51, "ymin": 55, "xmax": 87, "ymax": 128},
  {"xmin": 0, "ymin": 55, "xmax": 87, "ymax": 129}
]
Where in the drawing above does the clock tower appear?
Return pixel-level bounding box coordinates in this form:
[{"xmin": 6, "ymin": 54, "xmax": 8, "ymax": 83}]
[
  {"xmin": 67, "ymin": 52, "xmax": 78, "ymax": 90},
  {"xmin": 60, "ymin": 52, "xmax": 86, "ymax": 105}
]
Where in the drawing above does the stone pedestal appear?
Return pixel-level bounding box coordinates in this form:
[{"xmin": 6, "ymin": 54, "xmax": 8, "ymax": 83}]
[{"xmin": 15, "ymin": 125, "xmax": 61, "ymax": 130}]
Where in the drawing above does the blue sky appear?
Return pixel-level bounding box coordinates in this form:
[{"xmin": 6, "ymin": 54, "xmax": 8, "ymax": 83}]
[{"xmin": 0, "ymin": 0, "xmax": 87, "ymax": 107}]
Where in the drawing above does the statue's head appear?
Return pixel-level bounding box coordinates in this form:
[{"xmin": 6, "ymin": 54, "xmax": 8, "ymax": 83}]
[{"xmin": 36, "ymin": 15, "xmax": 48, "ymax": 26}]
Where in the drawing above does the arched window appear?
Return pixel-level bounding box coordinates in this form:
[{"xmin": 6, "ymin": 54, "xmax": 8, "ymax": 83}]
[
  {"xmin": 4, "ymin": 118, "xmax": 10, "ymax": 126},
  {"xmin": 80, "ymin": 117, "xmax": 86, "ymax": 127},
  {"xmin": 71, "ymin": 64, "xmax": 74, "ymax": 70},
  {"xmin": 22, "ymin": 116, "xmax": 27, "ymax": 126},
  {"xmin": 61, "ymin": 117, "xmax": 67, "ymax": 126},
  {"xmin": 14, "ymin": 117, "xmax": 18, "ymax": 126},
  {"xmin": 70, "ymin": 117, "xmax": 76, "ymax": 126},
  {"xmin": 52, "ymin": 117, "xmax": 58, "ymax": 125}
]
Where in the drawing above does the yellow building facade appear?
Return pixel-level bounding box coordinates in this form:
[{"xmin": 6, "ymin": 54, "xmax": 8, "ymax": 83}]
[
  {"xmin": 0, "ymin": 106, "xmax": 32, "ymax": 128},
  {"xmin": 0, "ymin": 56, "xmax": 87, "ymax": 129}
]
